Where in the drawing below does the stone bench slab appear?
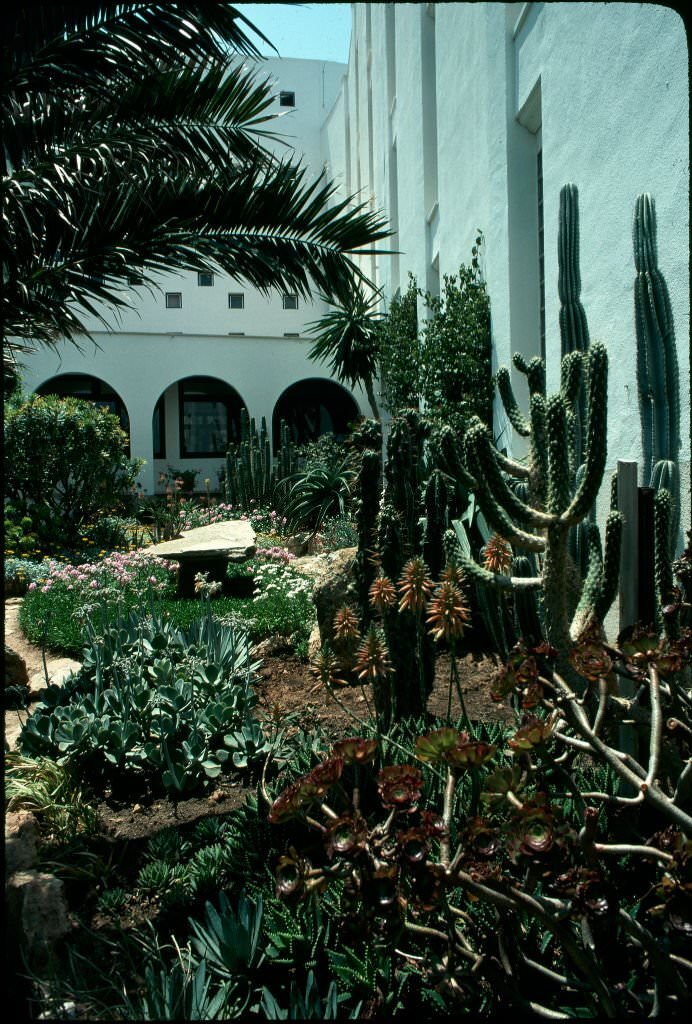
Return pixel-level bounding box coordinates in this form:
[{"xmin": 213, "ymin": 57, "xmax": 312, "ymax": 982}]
[{"xmin": 146, "ymin": 521, "xmax": 256, "ymax": 563}]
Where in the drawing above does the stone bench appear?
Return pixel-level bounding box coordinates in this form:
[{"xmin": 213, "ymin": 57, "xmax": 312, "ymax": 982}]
[{"xmin": 146, "ymin": 521, "xmax": 256, "ymax": 598}]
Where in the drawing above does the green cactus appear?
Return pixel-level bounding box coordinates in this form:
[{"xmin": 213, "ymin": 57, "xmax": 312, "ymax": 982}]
[
  {"xmin": 373, "ymin": 411, "xmax": 435, "ymax": 720},
  {"xmin": 225, "ymin": 411, "xmax": 296, "ymax": 508},
  {"xmin": 350, "ymin": 419, "xmax": 383, "ymax": 622},
  {"xmin": 453, "ymin": 344, "xmax": 622, "ymax": 654},
  {"xmin": 558, "ymin": 184, "xmax": 590, "ymax": 463},
  {"xmin": 634, "ymin": 194, "xmax": 680, "ymax": 489},
  {"xmin": 654, "ymin": 487, "xmax": 675, "ymax": 636}
]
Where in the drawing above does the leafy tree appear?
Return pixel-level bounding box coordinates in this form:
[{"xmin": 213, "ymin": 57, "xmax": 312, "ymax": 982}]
[
  {"xmin": 2, "ymin": 3, "xmax": 389, "ymax": 361},
  {"xmin": 376, "ymin": 274, "xmax": 421, "ymax": 415}
]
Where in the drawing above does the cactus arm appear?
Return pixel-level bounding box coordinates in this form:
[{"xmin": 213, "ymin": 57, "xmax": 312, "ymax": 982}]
[
  {"xmin": 528, "ymin": 393, "xmax": 549, "ymax": 508},
  {"xmin": 464, "ymin": 419, "xmax": 553, "ymax": 530},
  {"xmin": 561, "ymin": 343, "xmax": 608, "ymax": 524},
  {"xmin": 495, "ymin": 451, "xmax": 531, "ymax": 479},
  {"xmin": 455, "ymin": 551, "xmax": 543, "ymax": 591},
  {"xmin": 496, "ymin": 366, "xmax": 530, "ymax": 437},
  {"xmin": 526, "ymin": 356, "xmax": 546, "ymax": 397},
  {"xmin": 546, "ymin": 394, "xmax": 571, "ymax": 516},
  {"xmin": 512, "ymin": 553, "xmax": 545, "ymax": 643},
  {"xmin": 560, "ymin": 350, "xmax": 583, "ymax": 408},
  {"xmin": 595, "ymin": 511, "xmax": 623, "ymax": 622},
  {"xmin": 437, "ymin": 424, "xmax": 478, "ymax": 492},
  {"xmin": 654, "ymin": 487, "xmax": 674, "ymax": 610}
]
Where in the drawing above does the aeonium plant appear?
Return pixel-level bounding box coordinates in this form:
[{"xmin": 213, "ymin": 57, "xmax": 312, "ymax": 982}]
[{"xmin": 263, "ymin": 620, "xmax": 692, "ymax": 1015}]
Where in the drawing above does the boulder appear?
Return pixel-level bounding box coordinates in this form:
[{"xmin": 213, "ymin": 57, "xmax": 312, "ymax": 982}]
[
  {"xmin": 6, "ymin": 870, "xmax": 71, "ymax": 965},
  {"xmin": 286, "ymin": 531, "xmax": 324, "ymax": 557},
  {"xmin": 5, "ymin": 810, "xmax": 39, "ymax": 876},
  {"xmin": 4, "ymin": 645, "xmax": 28, "ymax": 688},
  {"xmin": 311, "ymin": 547, "xmax": 358, "ymax": 649},
  {"xmin": 28, "ymin": 658, "xmax": 82, "ymax": 699}
]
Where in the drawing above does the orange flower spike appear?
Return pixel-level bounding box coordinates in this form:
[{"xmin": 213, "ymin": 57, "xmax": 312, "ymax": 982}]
[
  {"xmin": 441, "ymin": 562, "xmax": 466, "ymax": 588},
  {"xmin": 426, "ymin": 581, "xmax": 471, "ymax": 642},
  {"xmin": 368, "ymin": 574, "xmax": 397, "ymax": 614},
  {"xmin": 333, "ymin": 605, "xmax": 361, "ymax": 641},
  {"xmin": 397, "ymin": 557, "xmax": 435, "ymax": 614},
  {"xmin": 353, "ymin": 627, "xmax": 392, "ymax": 684},
  {"xmin": 483, "ymin": 534, "xmax": 512, "ymax": 574}
]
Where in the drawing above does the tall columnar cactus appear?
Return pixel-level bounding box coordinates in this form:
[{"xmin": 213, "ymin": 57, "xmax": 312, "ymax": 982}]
[
  {"xmin": 633, "ymin": 193, "xmax": 680, "ymax": 542},
  {"xmin": 455, "ymin": 344, "xmax": 622, "ymax": 654},
  {"xmin": 374, "ymin": 410, "xmax": 435, "ymax": 719},
  {"xmin": 350, "ymin": 419, "xmax": 383, "ymax": 623},
  {"xmin": 225, "ymin": 411, "xmax": 296, "ymax": 508}
]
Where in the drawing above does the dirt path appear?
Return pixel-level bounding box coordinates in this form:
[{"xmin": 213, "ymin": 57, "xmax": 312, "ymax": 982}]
[{"xmin": 4, "ymin": 597, "xmax": 82, "ymax": 751}]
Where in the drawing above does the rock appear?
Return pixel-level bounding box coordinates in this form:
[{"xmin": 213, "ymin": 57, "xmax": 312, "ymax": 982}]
[
  {"xmin": 5, "ymin": 811, "xmax": 39, "ymax": 875},
  {"xmin": 286, "ymin": 532, "xmax": 324, "ymax": 557},
  {"xmin": 28, "ymin": 658, "xmax": 82, "ymax": 698},
  {"xmin": 307, "ymin": 621, "xmax": 322, "ymax": 662},
  {"xmin": 146, "ymin": 521, "xmax": 256, "ymax": 597},
  {"xmin": 146, "ymin": 520, "xmax": 256, "ymax": 561},
  {"xmin": 4, "ymin": 645, "xmax": 28, "ymax": 688},
  {"xmin": 311, "ymin": 546, "xmax": 358, "ymax": 648},
  {"xmin": 6, "ymin": 870, "xmax": 71, "ymax": 964},
  {"xmin": 251, "ymin": 635, "xmax": 295, "ymax": 659}
]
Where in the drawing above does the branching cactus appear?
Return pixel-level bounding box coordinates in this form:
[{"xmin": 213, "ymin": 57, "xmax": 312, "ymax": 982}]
[
  {"xmin": 455, "ymin": 343, "xmax": 623, "ymax": 655},
  {"xmin": 558, "ymin": 184, "xmax": 590, "ymax": 468},
  {"xmin": 350, "ymin": 419, "xmax": 383, "ymax": 623}
]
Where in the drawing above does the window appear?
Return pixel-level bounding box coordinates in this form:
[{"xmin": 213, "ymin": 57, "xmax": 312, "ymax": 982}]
[
  {"xmin": 279, "ymin": 91, "xmax": 295, "ymax": 107},
  {"xmin": 153, "ymin": 395, "xmax": 166, "ymax": 459},
  {"xmin": 283, "ymin": 332, "xmax": 300, "ymax": 338},
  {"xmin": 165, "ymin": 292, "xmax": 182, "ymax": 309},
  {"xmin": 228, "ymin": 293, "xmax": 245, "ymax": 309},
  {"xmin": 178, "ymin": 377, "xmax": 244, "ymax": 457},
  {"xmin": 197, "ymin": 272, "xmax": 214, "ymax": 287},
  {"xmin": 283, "ymin": 293, "xmax": 299, "ymax": 310}
]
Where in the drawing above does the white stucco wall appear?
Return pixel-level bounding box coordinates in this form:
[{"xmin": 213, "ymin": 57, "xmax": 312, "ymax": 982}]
[{"xmin": 334, "ymin": 1, "xmax": 690, "ymax": 557}]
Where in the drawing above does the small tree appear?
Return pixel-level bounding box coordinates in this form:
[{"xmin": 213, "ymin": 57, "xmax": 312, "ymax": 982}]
[
  {"xmin": 376, "ymin": 274, "xmax": 421, "ymax": 416},
  {"xmin": 5, "ymin": 394, "xmax": 142, "ymax": 549}
]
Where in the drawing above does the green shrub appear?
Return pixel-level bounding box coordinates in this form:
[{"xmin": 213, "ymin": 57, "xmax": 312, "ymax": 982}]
[
  {"xmin": 279, "ymin": 458, "xmax": 356, "ymax": 533},
  {"xmin": 4, "ymin": 394, "xmax": 142, "ymax": 550}
]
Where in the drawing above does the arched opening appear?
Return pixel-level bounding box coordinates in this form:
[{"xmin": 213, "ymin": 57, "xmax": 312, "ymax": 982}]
[
  {"xmin": 272, "ymin": 378, "xmax": 360, "ymax": 449},
  {"xmin": 35, "ymin": 374, "xmax": 130, "ymax": 441},
  {"xmin": 176, "ymin": 376, "xmax": 247, "ymax": 458}
]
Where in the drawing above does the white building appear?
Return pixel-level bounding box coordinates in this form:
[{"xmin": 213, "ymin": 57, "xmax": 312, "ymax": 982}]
[
  {"xmin": 323, "ymin": 1, "xmax": 690, "ymax": 553},
  {"xmin": 18, "ymin": 57, "xmax": 366, "ymax": 496},
  {"xmin": 17, "ymin": 4, "xmax": 690, "ymax": 551}
]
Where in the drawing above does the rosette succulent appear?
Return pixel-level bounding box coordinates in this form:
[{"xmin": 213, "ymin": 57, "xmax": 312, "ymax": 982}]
[{"xmin": 377, "ymin": 764, "xmax": 424, "ymax": 810}]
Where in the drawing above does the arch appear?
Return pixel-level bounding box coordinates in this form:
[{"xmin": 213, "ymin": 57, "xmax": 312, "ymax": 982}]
[
  {"xmin": 272, "ymin": 377, "xmax": 360, "ymax": 449},
  {"xmin": 35, "ymin": 373, "xmax": 130, "ymax": 438},
  {"xmin": 170, "ymin": 375, "xmax": 247, "ymax": 458}
]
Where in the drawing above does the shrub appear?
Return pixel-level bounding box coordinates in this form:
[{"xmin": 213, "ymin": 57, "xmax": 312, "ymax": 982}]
[
  {"xmin": 280, "ymin": 458, "xmax": 357, "ymax": 534},
  {"xmin": 4, "ymin": 394, "xmax": 142, "ymax": 549}
]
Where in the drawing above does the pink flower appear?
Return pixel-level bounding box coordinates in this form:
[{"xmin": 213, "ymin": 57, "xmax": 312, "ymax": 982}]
[
  {"xmin": 149, "ymin": 576, "xmax": 157, "ymax": 584},
  {"xmin": 28, "ymin": 582, "xmax": 37, "ymax": 591}
]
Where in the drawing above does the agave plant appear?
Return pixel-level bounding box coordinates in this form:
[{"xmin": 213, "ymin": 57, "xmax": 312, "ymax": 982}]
[{"xmin": 281, "ymin": 457, "xmax": 357, "ymax": 534}]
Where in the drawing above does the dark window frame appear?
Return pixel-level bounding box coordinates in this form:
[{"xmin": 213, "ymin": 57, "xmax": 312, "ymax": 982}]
[
  {"xmin": 228, "ymin": 292, "xmax": 245, "ymax": 309},
  {"xmin": 153, "ymin": 394, "xmax": 166, "ymax": 459},
  {"xmin": 197, "ymin": 272, "xmax": 214, "ymax": 287},
  {"xmin": 165, "ymin": 292, "xmax": 183, "ymax": 309},
  {"xmin": 178, "ymin": 379, "xmax": 241, "ymax": 458},
  {"xmin": 282, "ymin": 293, "xmax": 299, "ymax": 310},
  {"xmin": 279, "ymin": 91, "xmax": 295, "ymax": 107}
]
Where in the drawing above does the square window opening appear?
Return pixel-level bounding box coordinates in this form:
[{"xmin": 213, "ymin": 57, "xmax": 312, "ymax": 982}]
[
  {"xmin": 280, "ymin": 91, "xmax": 295, "ymax": 107},
  {"xmin": 228, "ymin": 293, "xmax": 245, "ymax": 309},
  {"xmin": 197, "ymin": 272, "xmax": 214, "ymax": 287},
  {"xmin": 165, "ymin": 292, "xmax": 182, "ymax": 309},
  {"xmin": 283, "ymin": 293, "xmax": 299, "ymax": 310}
]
